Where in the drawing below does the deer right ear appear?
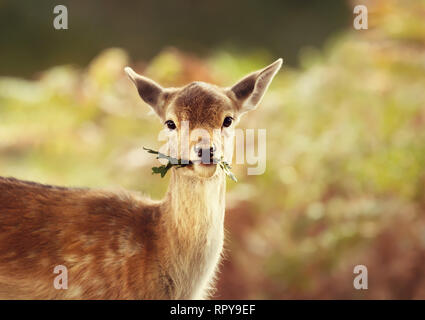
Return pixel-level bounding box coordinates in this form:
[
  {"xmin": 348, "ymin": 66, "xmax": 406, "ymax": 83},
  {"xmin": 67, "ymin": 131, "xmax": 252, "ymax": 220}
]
[
  {"xmin": 229, "ymin": 59, "xmax": 282, "ymax": 115},
  {"xmin": 124, "ymin": 67, "xmax": 166, "ymax": 118}
]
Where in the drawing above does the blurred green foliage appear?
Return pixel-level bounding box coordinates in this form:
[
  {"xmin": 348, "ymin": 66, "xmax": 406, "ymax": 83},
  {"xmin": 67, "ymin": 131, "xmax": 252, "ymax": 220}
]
[
  {"xmin": 0, "ymin": 0, "xmax": 349, "ymax": 77},
  {"xmin": 1, "ymin": 0, "xmax": 425, "ymax": 299}
]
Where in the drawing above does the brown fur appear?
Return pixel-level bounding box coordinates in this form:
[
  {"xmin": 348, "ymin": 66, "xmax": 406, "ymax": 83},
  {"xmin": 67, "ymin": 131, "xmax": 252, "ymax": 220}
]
[
  {"xmin": 0, "ymin": 177, "xmax": 165, "ymax": 299},
  {"xmin": 0, "ymin": 59, "xmax": 281, "ymax": 299},
  {"xmin": 173, "ymin": 82, "xmax": 233, "ymax": 128}
]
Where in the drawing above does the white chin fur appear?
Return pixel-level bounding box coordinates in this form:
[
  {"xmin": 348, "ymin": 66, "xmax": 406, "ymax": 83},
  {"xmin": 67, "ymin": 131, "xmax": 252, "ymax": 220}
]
[{"xmin": 193, "ymin": 164, "xmax": 218, "ymax": 178}]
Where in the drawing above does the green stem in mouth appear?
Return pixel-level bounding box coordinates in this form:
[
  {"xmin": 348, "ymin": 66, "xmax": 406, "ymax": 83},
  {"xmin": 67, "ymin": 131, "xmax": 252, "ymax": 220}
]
[{"xmin": 143, "ymin": 147, "xmax": 237, "ymax": 182}]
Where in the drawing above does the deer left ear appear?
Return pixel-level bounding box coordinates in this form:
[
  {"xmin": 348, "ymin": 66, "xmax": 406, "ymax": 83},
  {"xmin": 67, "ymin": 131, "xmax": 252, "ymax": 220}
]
[
  {"xmin": 124, "ymin": 67, "xmax": 167, "ymax": 119},
  {"xmin": 229, "ymin": 58, "xmax": 282, "ymax": 114}
]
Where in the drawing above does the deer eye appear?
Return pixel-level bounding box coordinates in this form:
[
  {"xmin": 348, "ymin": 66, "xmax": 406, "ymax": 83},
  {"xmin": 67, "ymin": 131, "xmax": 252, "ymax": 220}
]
[
  {"xmin": 165, "ymin": 120, "xmax": 176, "ymax": 130},
  {"xmin": 222, "ymin": 116, "xmax": 233, "ymax": 128}
]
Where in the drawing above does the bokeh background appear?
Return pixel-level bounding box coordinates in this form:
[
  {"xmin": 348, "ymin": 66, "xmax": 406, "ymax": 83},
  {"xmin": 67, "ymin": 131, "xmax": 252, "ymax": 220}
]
[{"xmin": 1, "ymin": 0, "xmax": 425, "ymax": 299}]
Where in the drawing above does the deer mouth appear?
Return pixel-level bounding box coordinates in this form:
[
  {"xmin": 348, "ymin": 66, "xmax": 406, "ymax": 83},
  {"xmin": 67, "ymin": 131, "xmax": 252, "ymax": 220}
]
[
  {"xmin": 199, "ymin": 161, "xmax": 217, "ymax": 167},
  {"xmin": 190, "ymin": 158, "xmax": 218, "ymax": 167},
  {"xmin": 143, "ymin": 147, "xmax": 236, "ymax": 180},
  {"xmin": 192, "ymin": 161, "xmax": 218, "ymax": 177}
]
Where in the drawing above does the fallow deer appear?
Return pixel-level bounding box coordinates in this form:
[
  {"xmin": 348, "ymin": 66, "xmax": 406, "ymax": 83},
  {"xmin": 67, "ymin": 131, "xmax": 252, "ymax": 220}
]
[{"xmin": 0, "ymin": 58, "xmax": 282, "ymax": 299}]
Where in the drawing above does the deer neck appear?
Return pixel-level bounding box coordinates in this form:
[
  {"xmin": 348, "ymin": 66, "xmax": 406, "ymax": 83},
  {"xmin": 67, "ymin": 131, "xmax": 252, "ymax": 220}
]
[
  {"xmin": 166, "ymin": 168, "xmax": 226, "ymax": 225},
  {"xmin": 162, "ymin": 167, "xmax": 226, "ymax": 298}
]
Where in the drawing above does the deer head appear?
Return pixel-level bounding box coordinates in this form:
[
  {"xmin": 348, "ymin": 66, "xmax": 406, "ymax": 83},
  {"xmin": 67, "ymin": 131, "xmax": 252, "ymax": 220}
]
[{"xmin": 125, "ymin": 59, "xmax": 282, "ymax": 178}]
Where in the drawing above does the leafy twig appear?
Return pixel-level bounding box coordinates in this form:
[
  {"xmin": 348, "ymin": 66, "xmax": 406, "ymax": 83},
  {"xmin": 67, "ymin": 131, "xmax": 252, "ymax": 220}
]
[
  {"xmin": 143, "ymin": 147, "xmax": 237, "ymax": 182},
  {"xmin": 143, "ymin": 147, "xmax": 190, "ymax": 177}
]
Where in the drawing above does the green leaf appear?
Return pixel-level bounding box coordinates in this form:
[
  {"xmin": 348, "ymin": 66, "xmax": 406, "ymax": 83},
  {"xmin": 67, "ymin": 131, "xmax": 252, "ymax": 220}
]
[{"xmin": 143, "ymin": 147, "xmax": 237, "ymax": 182}]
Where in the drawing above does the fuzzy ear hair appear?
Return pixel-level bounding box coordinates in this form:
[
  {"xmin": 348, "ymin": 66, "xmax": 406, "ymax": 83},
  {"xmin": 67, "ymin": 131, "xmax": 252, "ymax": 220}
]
[
  {"xmin": 229, "ymin": 58, "xmax": 282, "ymax": 114},
  {"xmin": 124, "ymin": 67, "xmax": 166, "ymax": 118}
]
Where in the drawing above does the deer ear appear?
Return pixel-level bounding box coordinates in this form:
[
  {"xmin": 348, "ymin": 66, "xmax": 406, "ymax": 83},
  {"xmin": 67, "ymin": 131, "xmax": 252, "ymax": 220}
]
[
  {"xmin": 125, "ymin": 67, "xmax": 166, "ymax": 118},
  {"xmin": 230, "ymin": 58, "xmax": 282, "ymax": 114}
]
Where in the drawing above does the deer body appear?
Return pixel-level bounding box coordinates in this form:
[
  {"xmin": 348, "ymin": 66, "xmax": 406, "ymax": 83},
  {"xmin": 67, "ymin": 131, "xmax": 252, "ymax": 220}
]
[
  {"xmin": 0, "ymin": 59, "xmax": 281, "ymax": 299},
  {"xmin": 0, "ymin": 170, "xmax": 224, "ymax": 299}
]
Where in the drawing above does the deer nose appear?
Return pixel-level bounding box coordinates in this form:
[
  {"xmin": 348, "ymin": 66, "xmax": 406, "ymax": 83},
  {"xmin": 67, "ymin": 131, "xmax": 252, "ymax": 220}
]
[{"xmin": 194, "ymin": 144, "xmax": 216, "ymax": 162}]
